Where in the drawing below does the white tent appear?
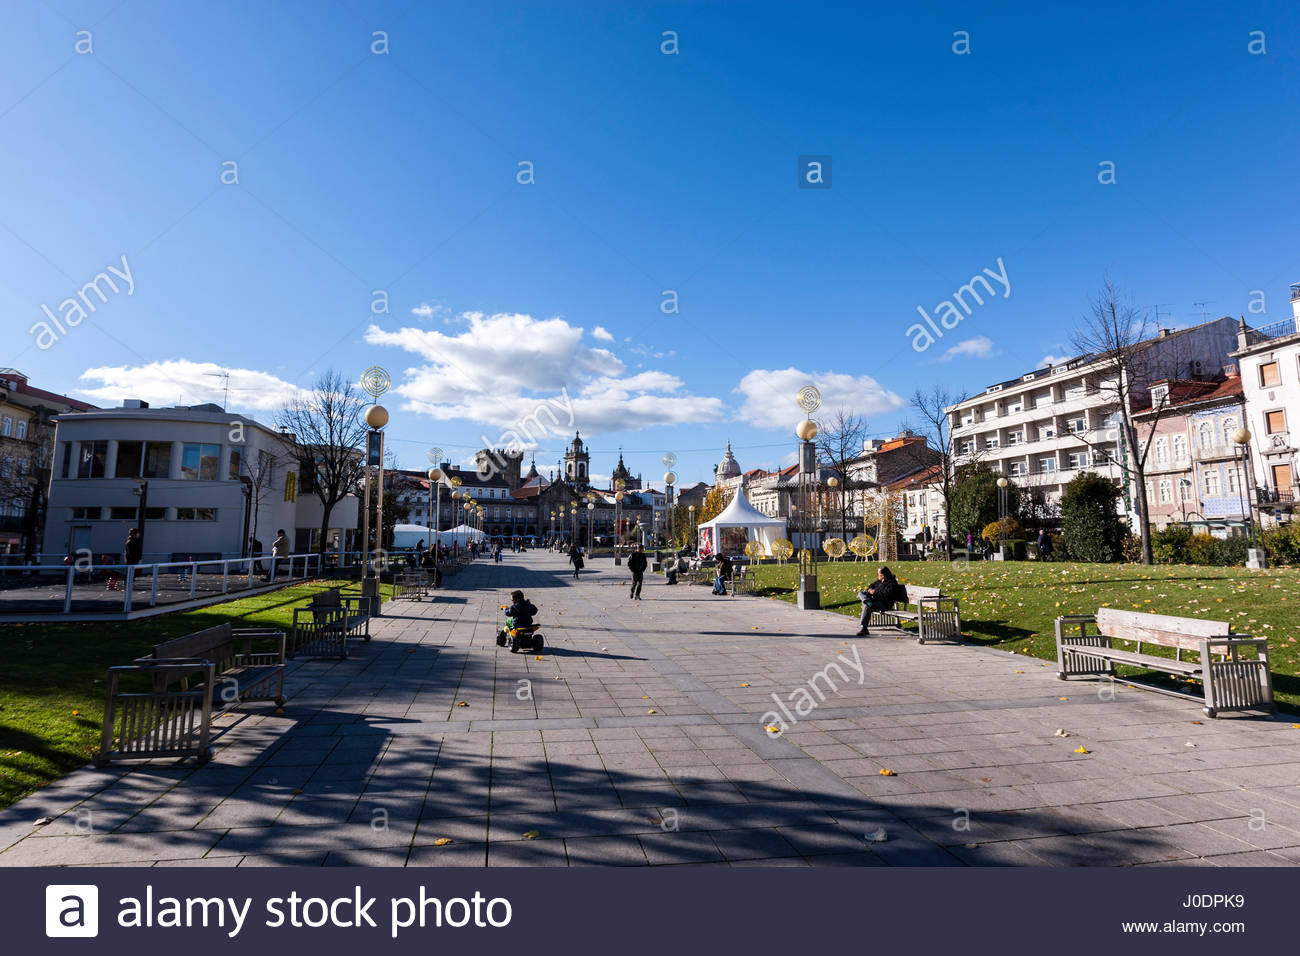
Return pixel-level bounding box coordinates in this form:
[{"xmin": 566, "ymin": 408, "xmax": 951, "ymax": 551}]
[
  {"xmin": 438, "ymin": 524, "xmax": 487, "ymax": 546},
  {"xmin": 696, "ymin": 488, "xmax": 786, "ymax": 557},
  {"xmin": 390, "ymin": 524, "xmax": 485, "ymax": 549}
]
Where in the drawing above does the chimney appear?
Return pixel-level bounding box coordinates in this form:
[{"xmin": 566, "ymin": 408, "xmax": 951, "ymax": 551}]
[
  {"xmin": 1224, "ymin": 364, "xmax": 1240, "ymax": 380},
  {"xmin": 1157, "ymin": 328, "xmax": 1173, "ymax": 338}
]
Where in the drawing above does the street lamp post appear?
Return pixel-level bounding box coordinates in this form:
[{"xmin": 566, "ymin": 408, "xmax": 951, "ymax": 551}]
[
  {"xmin": 1233, "ymin": 428, "xmax": 1267, "ymax": 569},
  {"xmin": 587, "ymin": 501, "xmax": 595, "ymax": 551},
  {"xmin": 688, "ymin": 504, "xmax": 695, "ymax": 550},
  {"xmin": 827, "ymin": 474, "xmax": 841, "ymax": 541},
  {"xmin": 996, "ymin": 476, "xmax": 1009, "ymax": 560},
  {"xmin": 614, "ymin": 482, "xmax": 624, "ymax": 564},
  {"xmin": 427, "ymin": 466, "xmax": 442, "ymax": 584},
  {"xmin": 796, "ymin": 415, "xmax": 821, "ymax": 609},
  {"xmin": 663, "ymin": 470, "xmax": 676, "ymax": 546}
]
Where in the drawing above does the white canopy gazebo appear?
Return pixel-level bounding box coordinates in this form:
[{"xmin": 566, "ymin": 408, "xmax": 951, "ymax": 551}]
[
  {"xmin": 696, "ymin": 488, "xmax": 786, "ymax": 557},
  {"xmin": 438, "ymin": 524, "xmax": 487, "ymax": 546}
]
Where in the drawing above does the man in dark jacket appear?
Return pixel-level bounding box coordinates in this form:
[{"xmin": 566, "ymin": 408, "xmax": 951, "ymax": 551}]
[
  {"xmin": 123, "ymin": 528, "xmax": 143, "ymax": 566},
  {"xmin": 627, "ymin": 544, "xmax": 648, "ymax": 600},
  {"xmin": 856, "ymin": 565, "xmax": 901, "ymax": 636}
]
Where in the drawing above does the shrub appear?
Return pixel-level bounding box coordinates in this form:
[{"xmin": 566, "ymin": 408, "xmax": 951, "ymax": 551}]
[
  {"xmin": 1262, "ymin": 524, "xmax": 1300, "ymax": 565},
  {"xmin": 1061, "ymin": 472, "xmax": 1126, "ymax": 562},
  {"xmin": 981, "ymin": 517, "xmax": 1023, "ymax": 544},
  {"xmin": 1119, "ymin": 533, "xmax": 1143, "ymax": 563},
  {"xmin": 1206, "ymin": 536, "xmax": 1247, "ymax": 567},
  {"xmin": 1152, "ymin": 525, "xmax": 1192, "ymax": 564}
]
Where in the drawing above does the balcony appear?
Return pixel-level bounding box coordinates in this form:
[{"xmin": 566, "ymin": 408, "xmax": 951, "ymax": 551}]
[
  {"xmin": 1256, "ymin": 487, "xmax": 1296, "ymax": 510},
  {"xmin": 1242, "ymin": 316, "xmax": 1299, "ymax": 346}
]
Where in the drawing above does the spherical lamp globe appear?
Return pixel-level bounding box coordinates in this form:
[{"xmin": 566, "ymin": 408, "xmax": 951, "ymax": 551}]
[
  {"xmin": 1232, "ymin": 427, "xmax": 1252, "ymax": 446},
  {"xmin": 663, "ymin": 471, "xmax": 677, "ymax": 485},
  {"xmin": 428, "ymin": 467, "xmax": 442, "ymax": 481},
  {"xmin": 996, "ymin": 477, "xmax": 1009, "ymax": 488},
  {"xmin": 796, "ymin": 418, "xmax": 819, "ymax": 441},
  {"xmin": 364, "ymin": 405, "xmax": 389, "ymax": 429}
]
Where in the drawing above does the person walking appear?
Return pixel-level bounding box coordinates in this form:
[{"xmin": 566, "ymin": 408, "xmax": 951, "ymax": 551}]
[
  {"xmin": 123, "ymin": 528, "xmax": 143, "ymax": 566},
  {"xmin": 627, "ymin": 543, "xmax": 647, "ymax": 600},
  {"xmin": 266, "ymin": 528, "xmax": 289, "ymax": 581},
  {"xmin": 569, "ymin": 545, "xmax": 585, "ymax": 580},
  {"xmin": 248, "ymin": 536, "xmax": 264, "ymax": 575},
  {"xmin": 1037, "ymin": 529, "xmax": 1054, "ymax": 561}
]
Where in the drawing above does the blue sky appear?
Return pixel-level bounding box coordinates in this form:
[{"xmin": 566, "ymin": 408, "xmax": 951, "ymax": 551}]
[{"xmin": 3, "ymin": 1, "xmax": 1298, "ymax": 486}]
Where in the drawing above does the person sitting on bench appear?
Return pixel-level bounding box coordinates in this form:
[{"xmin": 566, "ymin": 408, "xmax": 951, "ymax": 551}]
[{"xmin": 856, "ymin": 565, "xmax": 901, "ymax": 636}]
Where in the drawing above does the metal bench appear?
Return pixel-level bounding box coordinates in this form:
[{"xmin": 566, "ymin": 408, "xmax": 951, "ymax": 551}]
[
  {"xmin": 290, "ymin": 586, "xmax": 371, "ymax": 658},
  {"xmin": 393, "ymin": 569, "xmax": 429, "ymax": 601},
  {"xmin": 1055, "ymin": 607, "xmax": 1274, "ymax": 718},
  {"xmin": 96, "ymin": 622, "xmax": 286, "ymax": 766},
  {"xmin": 867, "ymin": 584, "xmax": 963, "ymax": 644}
]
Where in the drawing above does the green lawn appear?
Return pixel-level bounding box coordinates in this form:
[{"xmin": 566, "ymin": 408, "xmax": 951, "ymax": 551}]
[
  {"xmin": 0, "ymin": 579, "xmax": 388, "ymax": 812},
  {"xmin": 752, "ymin": 560, "xmax": 1300, "ymax": 711}
]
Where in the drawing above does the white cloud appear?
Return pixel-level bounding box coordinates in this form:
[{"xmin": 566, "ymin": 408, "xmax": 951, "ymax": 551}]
[
  {"xmin": 733, "ymin": 367, "xmax": 905, "ymax": 430},
  {"xmin": 1039, "ymin": 351, "xmax": 1073, "ymax": 368},
  {"xmin": 591, "ymin": 325, "xmax": 614, "ymax": 342},
  {"xmin": 940, "ymin": 335, "xmax": 995, "ymax": 361},
  {"xmin": 78, "ymin": 360, "xmax": 306, "ymax": 411},
  {"xmin": 365, "ymin": 311, "xmax": 725, "ymax": 437},
  {"xmin": 411, "ymin": 303, "xmax": 435, "ymax": 319}
]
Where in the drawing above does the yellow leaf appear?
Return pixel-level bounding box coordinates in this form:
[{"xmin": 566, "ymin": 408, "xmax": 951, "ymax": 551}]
[
  {"xmin": 764, "ymin": 724, "xmax": 782, "ymax": 734},
  {"xmin": 456, "ymin": 701, "xmax": 469, "ymax": 707},
  {"xmin": 523, "ymin": 830, "xmax": 540, "ymax": 840},
  {"xmin": 740, "ymin": 683, "xmax": 750, "ymax": 687},
  {"xmin": 647, "ymin": 709, "xmax": 656, "ymax": 714},
  {"xmin": 1074, "ymin": 746, "xmax": 1090, "ymax": 754},
  {"xmin": 879, "ymin": 768, "xmax": 896, "ymax": 776},
  {"xmin": 1058, "ymin": 697, "xmax": 1069, "ymax": 701},
  {"xmin": 433, "ymin": 837, "xmax": 453, "ymax": 846},
  {"xmin": 534, "ymin": 656, "xmax": 542, "ymax": 660}
]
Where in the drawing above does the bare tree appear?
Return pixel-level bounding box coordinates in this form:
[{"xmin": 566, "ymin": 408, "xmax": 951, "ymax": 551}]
[
  {"xmin": 817, "ymin": 408, "xmax": 869, "ymax": 540},
  {"xmin": 909, "ymin": 385, "xmax": 964, "ymax": 555},
  {"xmin": 276, "ymin": 371, "xmax": 366, "ymax": 561},
  {"xmin": 1070, "ymin": 279, "xmax": 1174, "ymax": 565}
]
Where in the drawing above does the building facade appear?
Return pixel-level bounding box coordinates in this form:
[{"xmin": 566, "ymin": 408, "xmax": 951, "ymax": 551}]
[
  {"xmin": 44, "ymin": 401, "xmax": 358, "ymax": 562},
  {"xmin": 946, "ymin": 317, "xmax": 1240, "ymax": 526},
  {"xmin": 0, "ymin": 369, "xmax": 95, "ymax": 558},
  {"xmin": 1231, "ymin": 287, "xmax": 1300, "ymax": 526}
]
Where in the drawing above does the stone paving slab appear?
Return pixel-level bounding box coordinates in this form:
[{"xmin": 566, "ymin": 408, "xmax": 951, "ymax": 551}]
[{"xmin": 2, "ymin": 551, "xmax": 1298, "ymax": 867}]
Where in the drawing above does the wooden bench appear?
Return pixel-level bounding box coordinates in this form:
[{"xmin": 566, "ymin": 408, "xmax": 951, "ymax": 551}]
[
  {"xmin": 867, "ymin": 584, "xmax": 962, "ymax": 644},
  {"xmin": 393, "ymin": 569, "xmax": 429, "ymax": 601},
  {"xmin": 1055, "ymin": 607, "xmax": 1274, "ymax": 718},
  {"xmin": 290, "ymin": 587, "xmax": 371, "ymax": 659},
  {"xmin": 96, "ymin": 623, "xmax": 286, "ymax": 766}
]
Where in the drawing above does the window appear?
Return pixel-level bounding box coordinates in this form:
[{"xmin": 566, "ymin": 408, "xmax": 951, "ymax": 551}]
[
  {"xmin": 143, "ymin": 442, "xmax": 171, "ymax": 478},
  {"xmin": 0, "ymin": 417, "xmax": 10, "ymax": 437},
  {"xmin": 1007, "ymin": 401, "xmax": 1022, "ymax": 414},
  {"xmin": 1265, "ymin": 410, "xmax": 1287, "ymax": 435},
  {"xmin": 1066, "ymin": 452, "xmax": 1088, "ymax": 470},
  {"xmin": 176, "ymin": 507, "xmax": 217, "ymax": 520},
  {"xmin": 1203, "ymin": 469, "xmax": 1221, "ymax": 496},
  {"xmin": 985, "ymin": 437, "xmax": 1000, "ymax": 450},
  {"xmin": 1198, "ymin": 422, "xmax": 1214, "ymax": 450},
  {"xmin": 959, "ymin": 440, "xmax": 975, "ymax": 455},
  {"xmin": 1172, "ymin": 436, "xmax": 1188, "ymax": 462},
  {"xmin": 0, "ymin": 456, "xmax": 10, "ymax": 478},
  {"xmin": 228, "ymin": 449, "xmax": 242, "ymax": 480},
  {"xmin": 109, "ymin": 506, "xmax": 137, "ymax": 520},
  {"xmin": 1222, "ymin": 417, "xmax": 1238, "ymax": 446},
  {"xmin": 15, "ymin": 420, "xmax": 25, "ymax": 440},
  {"xmin": 1158, "ymin": 479, "xmax": 1172, "ymax": 504},
  {"xmin": 1179, "ymin": 479, "xmax": 1194, "ymax": 502},
  {"xmin": 1226, "ymin": 469, "xmax": 1239, "ymax": 495},
  {"xmin": 70, "ymin": 506, "xmax": 100, "ymax": 520},
  {"xmin": 1154, "ymin": 437, "xmax": 1169, "ymax": 464},
  {"xmin": 1039, "ymin": 425, "xmax": 1055, "ymax": 440},
  {"xmin": 1067, "ymin": 418, "xmax": 1086, "ymax": 433},
  {"xmin": 180, "ymin": 443, "xmax": 221, "ymax": 480},
  {"xmin": 1038, "ymin": 458, "xmax": 1057, "ymax": 473},
  {"xmin": 77, "ymin": 440, "xmax": 108, "ymax": 478},
  {"xmin": 1260, "ymin": 361, "xmax": 1281, "ymax": 387},
  {"xmin": 1007, "ymin": 431, "xmax": 1022, "ymax": 445},
  {"xmin": 115, "ymin": 441, "xmax": 143, "ymax": 478},
  {"xmin": 60, "ymin": 443, "xmax": 71, "ymax": 478}
]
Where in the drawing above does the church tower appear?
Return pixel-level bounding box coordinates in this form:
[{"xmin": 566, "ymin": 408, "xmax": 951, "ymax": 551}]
[{"xmin": 564, "ymin": 432, "xmax": 590, "ymax": 488}]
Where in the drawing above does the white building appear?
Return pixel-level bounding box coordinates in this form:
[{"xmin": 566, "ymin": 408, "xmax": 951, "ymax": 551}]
[
  {"xmin": 1231, "ymin": 285, "xmax": 1300, "ymax": 525},
  {"xmin": 44, "ymin": 401, "xmax": 358, "ymax": 562},
  {"xmin": 946, "ymin": 316, "xmax": 1240, "ymax": 523}
]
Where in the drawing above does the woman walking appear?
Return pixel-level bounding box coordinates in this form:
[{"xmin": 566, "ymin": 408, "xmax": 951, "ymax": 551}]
[{"xmin": 569, "ymin": 545, "xmax": 585, "ymax": 580}]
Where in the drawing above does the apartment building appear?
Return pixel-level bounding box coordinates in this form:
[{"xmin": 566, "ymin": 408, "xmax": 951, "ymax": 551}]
[
  {"xmin": 44, "ymin": 401, "xmax": 358, "ymax": 562},
  {"xmin": 0, "ymin": 369, "xmax": 95, "ymax": 557},
  {"xmin": 1132, "ymin": 371, "xmax": 1248, "ymax": 535},
  {"xmin": 1231, "ymin": 286, "xmax": 1300, "ymax": 525},
  {"xmin": 947, "ymin": 316, "xmax": 1240, "ymax": 524}
]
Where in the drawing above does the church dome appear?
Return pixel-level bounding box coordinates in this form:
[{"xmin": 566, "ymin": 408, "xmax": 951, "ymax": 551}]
[{"xmin": 715, "ymin": 441, "xmax": 741, "ymax": 480}]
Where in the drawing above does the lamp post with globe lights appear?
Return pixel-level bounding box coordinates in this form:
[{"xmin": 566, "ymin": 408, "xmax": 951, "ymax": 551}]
[
  {"xmin": 795, "ymin": 413, "xmax": 821, "ymax": 609},
  {"xmin": 1232, "ymin": 427, "xmax": 1268, "ymax": 568},
  {"xmin": 996, "ymin": 476, "xmax": 1010, "ymax": 559},
  {"xmin": 827, "ymin": 474, "xmax": 841, "ymax": 541},
  {"xmin": 358, "ymin": 367, "xmax": 390, "ymax": 615},
  {"xmin": 688, "ymin": 504, "xmax": 695, "ymax": 550},
  {"xmin": 663, "ymin": 469, "xmax": 677, "ymax": 545},
  {"xmin": 587, "ymin": 501, "xmax": 595, "ymax": 551}
]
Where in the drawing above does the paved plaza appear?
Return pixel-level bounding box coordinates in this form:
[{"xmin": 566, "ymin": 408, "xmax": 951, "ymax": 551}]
[{"xmin": 2, "ymin": 551, "xmax": 1299, "ymax": 867}]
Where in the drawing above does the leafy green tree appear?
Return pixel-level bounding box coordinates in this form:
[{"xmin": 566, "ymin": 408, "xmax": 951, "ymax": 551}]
[
  {"xmin": 1060, "ymin": 471, "xmax": 1125, "ymax": 562},
  {"xmin": 949, "ymin": 464, "xmax": 1019, "ymax": 541}
]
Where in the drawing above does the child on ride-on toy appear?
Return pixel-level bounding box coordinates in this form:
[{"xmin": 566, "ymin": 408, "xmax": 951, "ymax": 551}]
[{"xmin": 496, "ymin": 590, "xmax": 544, "ymax": 653}]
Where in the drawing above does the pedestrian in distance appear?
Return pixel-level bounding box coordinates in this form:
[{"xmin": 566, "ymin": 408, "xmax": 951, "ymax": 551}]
[
  {"xmin": 569, "ymin": 545, "xmax": 585, "ymax": 580},
  {"xmin": 627, "ymin": 543, "xmax": 647, "ymax": 600},
  {"xmin": 266, "ymin": 528, "xmax": 289, "ymax": 581},
  {"xmin": 249, "ymin": 536, "xmax": 264, "ymax": 575},
  {"xmin": 123, "ymin": 528, "xmax": 143, "ymax": 566}
]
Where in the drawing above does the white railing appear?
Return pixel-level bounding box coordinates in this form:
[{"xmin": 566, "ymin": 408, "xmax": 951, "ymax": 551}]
[{"xmin": 0, "ymin": 552, "xmax": 323, "ymax": 614}]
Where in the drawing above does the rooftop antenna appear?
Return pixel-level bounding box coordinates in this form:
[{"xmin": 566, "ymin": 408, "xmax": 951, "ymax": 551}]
[
  {"xmin": 1192, "ymin": 301, "xmax": 1214, "ymax": 322},
  {"xmin": 1148, "ymin": 303, "xmax": 1172, "ymax": 327},
  {"xmin": 205, "ymin": 370, "xmax": 231, "ymax": 409}
]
